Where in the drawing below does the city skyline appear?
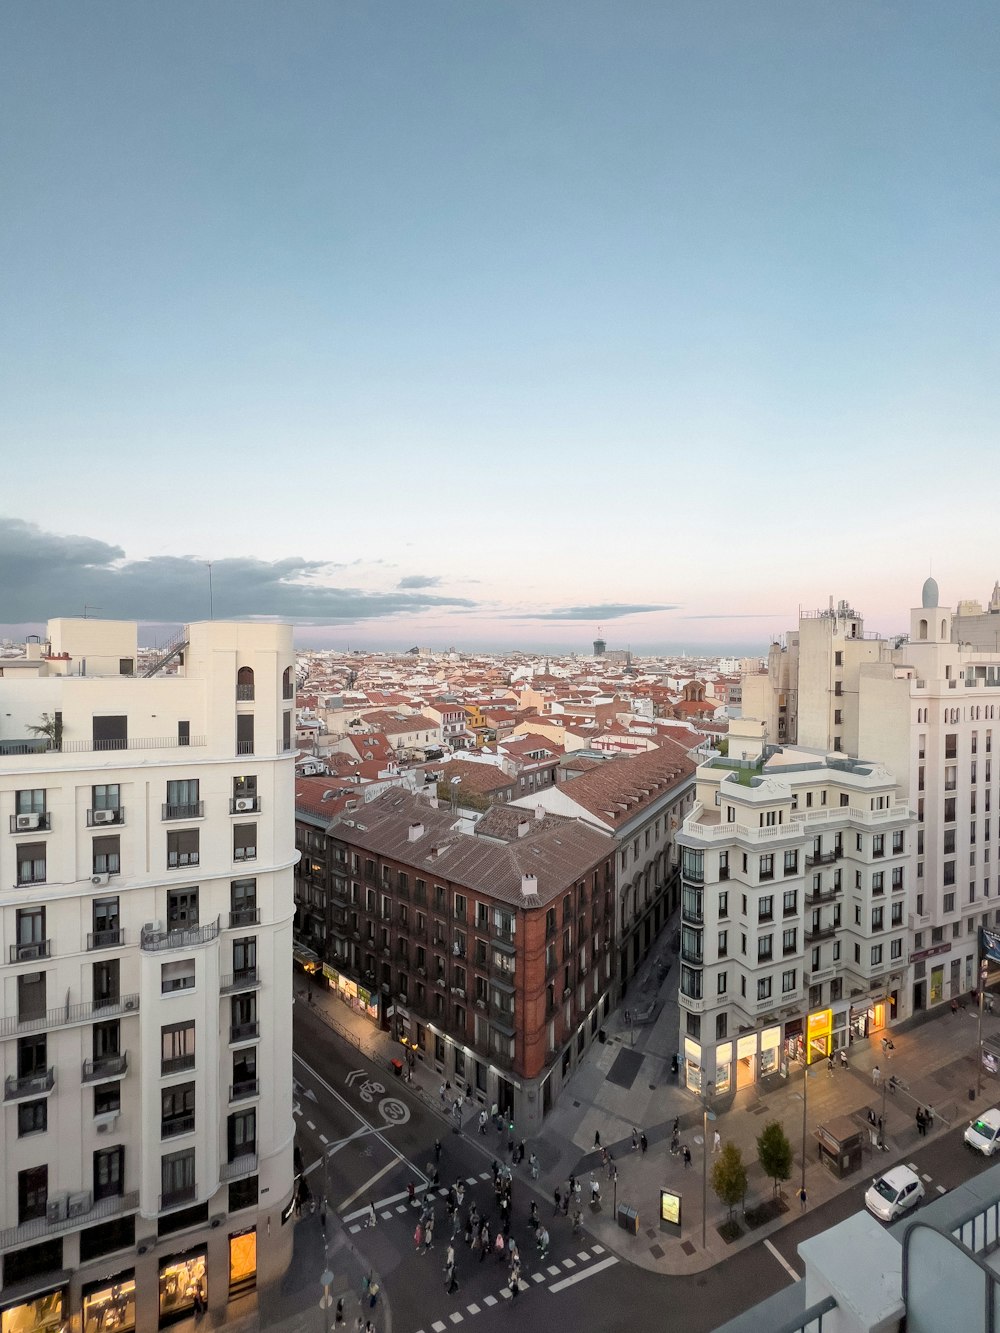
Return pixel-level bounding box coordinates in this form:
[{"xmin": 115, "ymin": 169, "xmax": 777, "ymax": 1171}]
[{"xmin": 2, "ymin": 2, "xmax": 997, "ymax": 650}]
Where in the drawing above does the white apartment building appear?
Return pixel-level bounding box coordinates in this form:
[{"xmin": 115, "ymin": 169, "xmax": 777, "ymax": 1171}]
[
  {"xmin": 742, "ymin": 580, "xmax": 1000, "ymax": 1016},
  {"xmin": 0, "ymin": 618, "xmax": 296, "ymax": 1333},
  {"xmin": 676, "ymin": 733, "xmax": 913, "ymax": 1096}
]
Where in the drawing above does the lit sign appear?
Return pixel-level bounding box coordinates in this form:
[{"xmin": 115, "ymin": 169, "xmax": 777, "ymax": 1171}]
[
  {"xmin": 659, "ymin": 1189, "xmax": 681, "ymax": 1227},
  {"xmin": 806, "ymin": 1009, "xmax": 832, "ymax": 1063}
]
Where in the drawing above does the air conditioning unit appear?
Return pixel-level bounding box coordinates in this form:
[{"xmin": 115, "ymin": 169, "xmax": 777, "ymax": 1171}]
[
  {"xmin": 17, "ymin": 941, "xmax": 45, "ymax": 961},
  {"xmin": 234, "ymin": 798, "xmax": 255, "ymax": 813},
  {"xmin": 144, "ymin": 921, "xmax": 163, "ymax": 934},
  {"xmin": 68, "ymin": 1190, "xmax": 92, "ymax": 1218},
  {"xmin": 93, "ymin": 809, "xmax": 116, "ymax": 825},
  {"xmin": 91, "ymin": 873, "xmax": 111, "ymax": 886},
  {"xmin": 210, "ymin": 1214, "xmax": 225, "ymax": 1229},
  {"xmin": 16, "ymin": 813, "xmax": 41, "ymax": 830},
  {"xmin": 475, "ymin": 999, "xmax": 486, "ymax": 1009},
  {"xmin": 452, "ymin": 987, "xmax": 466, "ymax": 999},
  {"xmin": 46, "ymin": 1194, "xmax": 68, "ymax": 1222},
  {"xmin": 95, "ymin": 1112, "xmax": 119, "ymax": 1134}
]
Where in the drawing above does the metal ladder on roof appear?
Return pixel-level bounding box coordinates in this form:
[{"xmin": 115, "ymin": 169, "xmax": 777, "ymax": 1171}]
[{"xmin": 141, "ymin": 631, "xmax": 189, "ymax": 678}]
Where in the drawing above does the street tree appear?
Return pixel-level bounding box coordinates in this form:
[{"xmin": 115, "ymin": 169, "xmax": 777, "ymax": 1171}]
[
  {"xmin": 757, "ymin": 1120, "xmax": 793, "ymax": 1198},
  {"xmin": 711, "ymin": 1142, "xmax": 748, "ymax": 1221}
]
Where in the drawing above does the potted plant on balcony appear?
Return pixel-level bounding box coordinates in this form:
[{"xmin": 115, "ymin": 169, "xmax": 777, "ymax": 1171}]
[{"xmin": 26, "ymin": 712, "xmax": 62, "ymax": 749}]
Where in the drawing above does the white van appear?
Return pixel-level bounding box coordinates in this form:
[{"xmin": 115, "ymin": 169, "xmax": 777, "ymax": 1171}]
[{"xmin": 965, "ymin": 1107, "xmax": 1000, "ymax": 1155}]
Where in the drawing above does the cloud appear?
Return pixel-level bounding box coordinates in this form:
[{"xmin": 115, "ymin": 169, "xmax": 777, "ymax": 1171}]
[
  {"xmin": 679, "ymin": 613, "xmax": 781, "ymax": 620},
  {"xmin": 510, "ymin": 602, "xmax": 677, "ymax": 621},
  {"xmin": 397, "ymin": 575, "xmax": 442, "ymax": 589},
  {"xmin": 0, "ymin": 517, "xmax": 477, "ymax": 625}
]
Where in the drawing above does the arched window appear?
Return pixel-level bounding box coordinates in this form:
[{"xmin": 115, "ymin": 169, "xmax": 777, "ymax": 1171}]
[
  {"xmin": 919, "ymin": 619, "xmax": 928, "ymax": 640},
  {"xmin": 237, "ymin": 666, "xmax": 255, "ymax": 701},
  {"xmin": 282, "ymin": 666, "xmax": 294, "ymax": 700},
  {"xmin": 941, "ymin": 619, "xmax": 947, "ymax": 639}
]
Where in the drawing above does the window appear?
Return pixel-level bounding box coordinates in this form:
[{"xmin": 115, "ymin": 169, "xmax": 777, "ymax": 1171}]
[
  {"xmin": 719, "ymin": 852, "xmax": 729, "ymax": 882},
  {"xmin": 233, "ymin": 937, "xmax": 257, "ymax": 977},
  {"xmin": 783, "ymin": 850, "xmax": 798, "ymax": 875},
  {"xmin": 167, "ymin": 888, "xmax": 199, "ymax": 927},
  {"xmin": 161, "ymin": 1021, "xmax": 195, "ymax": 1074},
  {"xmin": 233, "ymin": 825, "xmax": 257, "ymax": 862},
  {"xmin": 759, "ymin": 895, "xmax": 774, "ymax": 922},
  {"xmin": 718, "ymin": 891, "xmax": 729, "ymax": 918},
  {"xmin": 781, "ymin": 969, "xmax": 796, "ymax": 993},
  {"xmin": 161, "ymin": 1083, "xmax": 195, "ymax": 1139},
  {"xmin": 717, "ymin": 971, "xmax": 727, "ymax": 994},
  {"xmin": 16, "ymin": 842, "xmax": 46, "ymax": 885},
  {"xmin": 161, "ymin": 959, "xmax": 196, "ymax": 993},
  {"xmin": 17, "ymin": 1100, "xmax": 47, "ymax": 1137},
  {"xmin": 454, "ymin": 894, "xmax": 467, "ymax": 921},
  {"xmin": 15, "ymin": 789, "xmax": 46, "ymax": 816},
  {"xmin": 17, "ymin": 1165, "xmax": 48, "ymax": 1223},
  {"xmin": 891, "ymin": 901, "xmax": 903, "ymax": 926},
  {"xmin": 872, "ymin": 834, "xmax": 884, "ymax": 858},
  {"xmin": 717, "ymin": 930, "xmax": 728, "ymax": 957},
  {"xmin": 92, "ymin": 784, "xmax": 121, "ymax": 814},
  {"xmin": 165, "ymin": 779, "xmax": 201, "ymax": 819},
  {"xmin": 872, "ymin": 871, "xmax": 884, "ymax": 894},
  {"xmin": 161, "ymin": 1149, "xmax": 196, "ymax": 1206},
  {"xmin": 167, "ymin": 830, "xmax": 199, "ymax": 869},
  {"xmin": 93, "ymin": 959, "xmax": 120, "ymax": 1008},
  {"xmin": 230, "ymin": 879, "xmax": 258, "ymax": 926},
  {"xmin": 890, "ymin": 938, "xmax": 902, "ymax": 960},
  {"xmin": 228, "ymin": 1109, "xmax": 257, "ymax": 1161},
  {"xmin": 782, "ymin": 928, "xmax": 797, "ymax": 955},
  {"xmin": 758, "ymin": 935, "xmax": 773, "ymax": 962},
  {"xmin": 943, "ymin": 863, "xmax": 956, "ymax": 888},
  {"xmin": 870, "ymin": 944, "xmax": 883, "ymax": 966},
  {"xmin": 783, "ymin": 889, "xmax": 797, "ymax": 916},
  {"xmin": 93, "ymin": 1145, "xmax": 125, "ymax": 1201},
  {"xmin": 95, "ymin": 1082, "xmax": 121, "ymax": 1115},
  {"xmin": 759, "ymin": 855, "xmax": 774, "ymax": 881},
  {"xmin": 756, "ymin": 976, "xmax": 772, "ymax": 1001},
  {"xmin": 92, "ymin": 834, "xmax": 120, "ymax": 876},
  {"xmin": 872, "ymin": 906, "xmax": 884, "ymax": 931},
  {"xmin": 236, "ymin": 713, "xmax": 254, "ymax": 756}
]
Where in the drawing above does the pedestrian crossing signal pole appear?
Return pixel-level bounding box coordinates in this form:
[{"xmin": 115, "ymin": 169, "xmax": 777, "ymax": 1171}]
[
  {"xmin": 977, "ymin": 958, "xmax": 989, "ymax": 1097},
  {"xmin": 319, "ymin": 1268, "xmax": 334, "ymax": 1333}
]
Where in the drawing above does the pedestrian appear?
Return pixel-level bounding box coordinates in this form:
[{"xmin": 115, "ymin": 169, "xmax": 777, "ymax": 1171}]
[
  {"xmin": 840, "ymin": 1048, "xmax": 848, "ymax": 1069},
  {"xmin": 508, "ymin": 1133, "xmax": 515, "ymax": 1156},
  {"xmin": 509, "ymin": 1266, "xmax": 520, "ymax": 1300},
  {"xmin": 713, "ymin": 1130, "xmax": 722, "ymax": 1154},
  {"xmin": 456, "ymin": 1182, "xmax": 465, "ymax": 1207},
  {"xmin": 414, "ymin": 1222, "xmax": 423, "ymax": 1251},
  {"xmin": 682, "ymin": 1146, "xmax": 692, "ymax": 1169},
  {"xmin": 424, "ymin": 1219, "xmax": 434, "ymax": 1251},
  {"xmin": 606, "ymin": 1153, "xmax": 615, "ymax": 1181},
  {"xmin": 447, "ymin": 1263, "xmax": 459, "ymax": 1295},
  {"xmin": 479, "ymin": 1223, "xmax": 489, "ymax": 1262},
  {"xmin": 434, "ymin": 1138, "xmax": 442, "ymax": 1161},
  {"xmin": 479, "ymin": 1109, "xmax": 488, "ymax": 1135},
  {"xmin": 553, "ymin": 1187, "xmax": 562, "ymax": 1215},
  {"xmin": 640, "ymin": 1131, "xmax": 648, "ymax": 1155},
  {"xmin": 517, "ymin": 1139, "xmax": 525, "ymax": 1164},
  {"xmin": 590, "ymin": 1174, "xmax": 601, "ymax": 1203},
  {"xmin": 799, "ymin": 1187, "xmax": 807, "ymax": 1212},
  {"xmin": 572, "ymin": 1207, "xmax": 583, "ymax": 1237},
  {"xmin": 365, "ymin": 1201, "xmax": 377, "ymax": 1229},
  {"xmin": 600, "ymin": 1146, "xmax": 608, "ymax": 1168},
  {"xmin": 445, "ymin": 1241, "xmax": 455, "ymax": 1270},
  {"xmin": 528, "ymin": 1201, "xmax": 538, "ymax": 1230},
  {"xmin": 872, "ymin": 1064, "xmax": 881, "ymax": 1087},
  {"xmin": 827, "ymin": 1055, "xmax": 834, "ymax": 1076},
  {"xmin": 407, "ymin": 1181, "xmax": 417, "ymax": 1207},
  {"xmin": 631, "ymin": 1127, "xmax": 639, "ymax": 1151},
  {"xmin": 952, "ymin": 997, "xmax": 959, "ymax": 1016},
  {"xmin": 368, "ymin": 1280, "xmax": 380, "ymax": 1311},
  {"xmin": 594, "ymin": 1130, "xmax": 601, "ymax": 1149},
  {"xmin": 915, "ymin": 1108, "xmax": 925, "ymax": 1137},
  {"xmin": 320, "ymin": 1201, "xmax": 327, "ymax": 1231},
  {"xmin": 529, "ymin": 1152, "xmax": 539, "ymax": 1180},
  {"xmin": 440, "ymin": 1082, "xmax": 447, "ymax": 1103},
  {"xmin": 495, "ymin": 1231, "xmax": 505, "ymax": 1263},
  {"xmin": 335, "ymin": 1299, "xmax": 344, "ymax": 1326}
]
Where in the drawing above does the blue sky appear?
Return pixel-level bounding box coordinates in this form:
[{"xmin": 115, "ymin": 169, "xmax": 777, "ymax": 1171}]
[{"xmin": 2, "ymin": 2, "xmax": 998, "ymax": 651}]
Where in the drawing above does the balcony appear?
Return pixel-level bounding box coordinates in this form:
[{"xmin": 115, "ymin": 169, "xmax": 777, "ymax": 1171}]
[
  {"xmin": 0, "ymin": 1189, "xmax": 138, "ymax": 1251},
  {"xmin": 162, "ymin": 1114, "xmax": 196, "ymax": 1140},
  {"xmin": 0, "ymin": 994, "xmax": 139, "ymax": 1039},
  {"xmin": 228, "ymin": 907, "xmax": 260, "ymax": 929},
  {"xmin": 5, "ymin": 1068, "xmax": 55, "ymax": 1100},
  {"xmin": 161, "ymin": 1054, "xmax": 195, "ymax": 1076},
  {"xmin": 159, "ymin": 1185, "xmax": 197, "ymax": 1211},
  {"xmin": 9, "ymin": 939, "xmax": 51, "ymax": 964},
  {"xmin": 804, "ymin": 887, "xmax": 840, "ymax": 908},
  {"xmin": 10, "ymin": 813, "xmax": 51, "ymax": 834},
  {"xmin": 141, "ymin": 919, "xmax": 220, "ymax": 952},
  {"xmin": 230, "ymin": 1080, "xmax": 260, "ymax": 1102},
  {"xmin": 83, "ymin": 1052, "xmax": 129, "ymax": 1083},
  {"xmin": 230, "ymin": 1021, "xmax": 259, "ymax": 1043},
  {"xmin": 805, "ymin": 849, "xmax": 842, "ymax": 868},
  {"xmin": 87, "ymin": 927, "xmax": 125, "ymax": 950},
  {"xmin": 162, "ymin": 801, "xmax": 204, "ymax": 821},
  {"xmin": 220, "ymin": 969, "xmax": 260, "ymax": 995},
  {"xmin": 236, "ymin": 684, "xmax": 255, "ymax": 701},
  {"xmin": 2, "ymin": 735, "xmax": 206, "ymax": 756},
  {"xmin": 230, "ymin": 797, "xmax": 260, "ymax": 815},
  {"xmin": 221, "ymin": 1152, "xmax": 258, "ymax": 1182},
  {"xmin": 87, "ymin": 806, "xmax": 125, "ymax": 827},
  {"xmin": 236, "ymin": 740, "xmax": 255, "ymax": 756},
  {"xmin": 804, "ymin": 925, "xmax": 837, "ymax": 944}
]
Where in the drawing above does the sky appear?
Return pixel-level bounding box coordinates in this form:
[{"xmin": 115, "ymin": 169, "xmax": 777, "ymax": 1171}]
[{"xmin": 2, "ymin": 2, "xmax": 998, "ymax": 654}]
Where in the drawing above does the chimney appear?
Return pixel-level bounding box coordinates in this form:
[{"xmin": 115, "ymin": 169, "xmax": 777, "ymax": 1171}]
[
  {"xmin": 408, "ymin": 822, "xmax": 424, "ymax": 841},
  {"xmin": 521, "ymin": 873, "xmax": 538, "ymax": 898},
  {"xmin": 517, "ymin": 819, "xmax": 530, "ymax": 838},
  {"xmin": 430, "ymin": 845, "xmax": 439, "ymax": 859},
  {"xmin": 535, "ymin": 804, "xmax": 545, "ymax": 822},
  {"xmin": 428, "ymin": 795, "xmax": 439, "ymax": 810}
]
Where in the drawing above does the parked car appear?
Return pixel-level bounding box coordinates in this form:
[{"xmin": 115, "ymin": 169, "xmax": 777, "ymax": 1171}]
[
  {"xmin": 964, "ymin": 1107, "xmax": 1000, "ymax": 1155},
  {"xmin": 865, "ymin": 1165, "xmax": 925, "ymax": 1222}
]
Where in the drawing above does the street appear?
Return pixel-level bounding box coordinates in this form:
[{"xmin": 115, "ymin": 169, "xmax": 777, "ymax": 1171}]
[{"xmin": 291, "ymin": 1003, "xmax": 1000, "ymax": 1333}]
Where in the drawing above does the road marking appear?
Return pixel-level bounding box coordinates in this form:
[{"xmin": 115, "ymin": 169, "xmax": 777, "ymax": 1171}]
[
  {"xmin": 343, "ymin": 1185, "xmax": 427, "ymax": 1224},
  {"xmin": 349, "ymin": 1225, "xmax": 360, "ymax": 1234},
  {"xmin": 531, "ymin": 1273, "xmax": 545, "ymax": 1284},
  {"xmin": 546, "ymin": 1265, "xmax": 560, "ymax": 1276},
  {"xmin": 764, "ymin": 1239, "xmax": 800, "ymax": 1283},
  {"xmin": 466, "ymin": 1304, "xmax": 480, "ymax": 1315},
  {"xmin": 576, "ymin": 1251, "xmax": 590, "ymax": 1261},
  {"xmin": 499, "ymin": 1289, "xmax": 511, "ymax": 1301},
  {"xmin": 466, "ymin": 1176, "xmax": 478, "ymax": 1185},
  {"xmin": 592, "ymin": 1244, "xmax": 604, "ymax": 1253},
  {"xmin": 396, "ymin": 1205, "xmax": 407, "ymax": 1214},
  {"xmin": 339, "ymin": 1159, "xmax": 401, "ymax": 1213},
  {"xmin": 319, "ymin": 1134, "xmax": 328, "ymax": 1144},
  {"xmin": 479, "ymin": 1172, "xmax": 491, "ymax": 1181},
  {"xmin": 561, "ymin": 1258, "xmax": 576, "ymax": 1268},
  {"xmin": 936, "ymin": 1185, "xmax": 947, "ymax": 1194},
  {"xmin": 483, "ymin": 1296, "xmax": 498, "ymax": 1307},
  {"xmin": 307, "ymin": 1121, "xmax": 316, "ymax": 1131},
  {"xmin": 548, "ymin": 1255, "xmax": 619, "ymax": 1293},
  {"xmin": 432, "ymin": 1322, "xmax": 446, "ymax": 1331},
  {"xmin": 449, "ymin": 1313, "xmax": 463, "ymax": 1323}
]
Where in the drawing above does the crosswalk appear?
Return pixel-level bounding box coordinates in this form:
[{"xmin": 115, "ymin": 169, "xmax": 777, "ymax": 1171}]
[
  {"xmin": 411, "ymin": 1244, "xmax": 617, "ymax": 1330},
  {"xmin": 342, "ymin": 1172, "xmax": 495, "ymax": 1231}
]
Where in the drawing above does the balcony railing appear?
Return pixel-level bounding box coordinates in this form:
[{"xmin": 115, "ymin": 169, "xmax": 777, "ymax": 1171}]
[
  {"xmin": 804, "ymin": 888, "xmax": 840, "ymax": 907},
  {"xmin": 230, "ymin": 1021, "xmax": 259, "ymax": 1043},
  {"xmin": 230, "ymin": 1080, "xmax": 260, "ymax": 1102},
  {"xmin": 9, "ymin": 814, "xmax": 51, "ymax": 834},
  {"xmin": 228, "ymin": 907, "xmax": 260, "ymax": 929},
  {"xmin": 0, "ymin": 1189, "xmax": 138, "ymax": 1251},
  {"xmin": 87, "ymin": 927, "xmax": 124, "ymax": 950},
  {"xmin": 0, "ymin": 994, "xmax": 139, "ymax": 1039},
  {"xmin": 220, "ymin": 1152, "xmax": 258, "ymax": 1182},
  {"xmin": 9, "ymin": 940, "xmax": 51, "ymax": 964},
  {"xmin": 162, "ymin": 801, "xmax": 204, "ymax": 821},
  {"xmin": 161, "ymin": 1114, "xmax": 196, "ymax": 1139},
  {"xmin": 82, "ymin": 1053, "xmax": 128, "ymax": 1082},
  {"xmin": 1, "ymin": 736, "xmax": 206, "ymax": 756},
  {"xmin": 141, "ymin": 918, "xmax": 219, "ymax": 952},
  {"xmin": 161, "ymin": 1054, "xmax": 195, "ymax": 1075},
  {"xmin": 804, "ymin": 925, "xmax": 837, "ymax": 943},
  {"xmin": 220, "ymin": 969, "xmax": 260, "ymax": 995},
  {"xmin": 236, "ymin": 740, "xmax": 255, "ymax": 756},
  {"xmin": 805, "ymin": 849, "xmax": 842, "ymax": 867},
  {"xmin": 87, "ymin": 807, "xmax": 125, "ymax": 827},
  {"xmin": 159, "ymin": 1184, "xmax": 197, "ymax": 1211},
  {"xmin": 4, "ymin": 1068, "xmax": 55, "ymax": 1100},
  {"xmin": 236, "ymin": 685, "xmax": 255, "ymax": 701}
]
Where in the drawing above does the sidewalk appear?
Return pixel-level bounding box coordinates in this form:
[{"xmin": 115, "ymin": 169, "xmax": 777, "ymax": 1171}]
[{"xmin": 531, "ymin": 934, "xmax": 1000, "ymax": 1275}]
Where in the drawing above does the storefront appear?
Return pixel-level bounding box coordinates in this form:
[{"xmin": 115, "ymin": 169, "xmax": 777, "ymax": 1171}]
[
  {"xmin": 83, "ymin": 1274, "xmax": 136, "ymax": 1333},
  {"xmin": 714, "ymin": 1042, "xmax": 732, "ymax": 1095},
  {"xmin": 228, "ymin": 1229, "xmax": 257, "ymax": 1299},
  {"xmin": 849, "ymin": 998, "xmax": 887, "ymax": 1041},
  {"xmin": 736, "ymin": 1032, "xmax": 757, "ymax": 1089},
  {"xmin": 759, "ymin": 1026, "xmax": 781, "ymax": 1077},
  {"xmin": 158, "ymin": 1249, "xmax": 207, "ymax": 1326},
  {"xmin": 321, "ymin": 967, "xmax": 380, "ymax": 1024},
  {"xmin": 1, "ymin": 1290, "xmax": 65, "ymax": 1333},
  {"xmin": 806, "ymin": 1009, "xmax": 832, "ymax": 1063}
]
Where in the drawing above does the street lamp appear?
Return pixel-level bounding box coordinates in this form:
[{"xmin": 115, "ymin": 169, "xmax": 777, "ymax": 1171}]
[
  {"xmin": 977, "ymin": 958, "xmax": 990, "ymax": 1097},
  {"xmin": 701, "ymin": 1079, "xmax": 716, "ymax": 1248},
  {"xmin": 319, "ymin": 1268, "xmax": 335, "ymax": 1333}
]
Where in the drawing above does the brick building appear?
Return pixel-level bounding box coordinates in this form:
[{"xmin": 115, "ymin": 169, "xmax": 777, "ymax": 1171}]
[{"xmin": 295, "ymin": 790, "xmax": 615, "ymax": 1130}]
